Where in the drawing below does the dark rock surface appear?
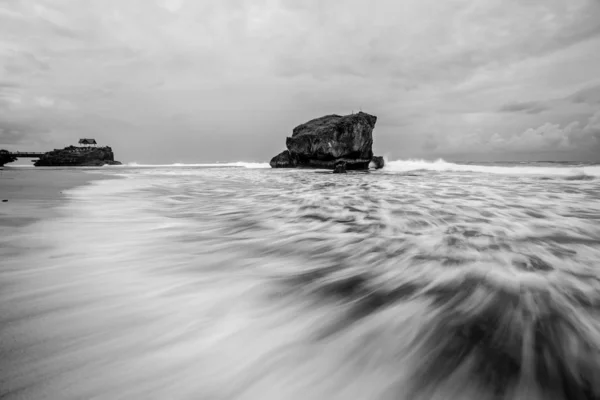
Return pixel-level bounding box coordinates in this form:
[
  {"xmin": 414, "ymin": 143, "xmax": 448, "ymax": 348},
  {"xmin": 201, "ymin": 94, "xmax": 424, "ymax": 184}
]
[
  {"xmin": 269, "ymin": 150, "xmax": 297, "ymax": 168},
  {"xmin": 370, "ymin": 156, "xmax": 385, "ymax": 169},
  {"xmin": 270, "ymin": 112, "xmax": 385, "ymax": 170},
  {"xmin": 332, "ymin": 160, "xmax": 347, "ymax": 174},
  {"xmin": 308, "ymin": 158, "xmax": 372, "ymax": 170},
  {"xmin": 34, "ymin": 146, "xmax": 122, "ymax": 167},
  {"xmin": 0, "ymin": 150, "xmax": 17, "ymax": 167},
  {"xmin": 287, "ymin": 112, "xmax": 376, "ymax": 160}
]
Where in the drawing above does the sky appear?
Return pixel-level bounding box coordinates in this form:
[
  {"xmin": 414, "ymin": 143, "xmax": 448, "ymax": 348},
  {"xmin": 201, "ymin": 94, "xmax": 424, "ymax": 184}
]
[{"xmin": 1, "ymin": 0, "xmax": 600, "ymax": 163}]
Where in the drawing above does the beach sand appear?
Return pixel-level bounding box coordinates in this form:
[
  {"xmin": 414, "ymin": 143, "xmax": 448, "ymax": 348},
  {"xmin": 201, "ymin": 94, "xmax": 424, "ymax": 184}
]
[
  {"xmin": 0, "ymin": 167, "xmax": 109, "ymax": 230},
  {"xmin": 0, "ymin": 167, "xmax": 120, "ymax": 399}
]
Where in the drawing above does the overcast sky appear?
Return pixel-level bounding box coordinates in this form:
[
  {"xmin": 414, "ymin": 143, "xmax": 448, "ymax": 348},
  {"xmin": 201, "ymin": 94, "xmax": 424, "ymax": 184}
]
[{"xmin": 1, "ymin": 0, "xmax": 600, "ymax": 163}]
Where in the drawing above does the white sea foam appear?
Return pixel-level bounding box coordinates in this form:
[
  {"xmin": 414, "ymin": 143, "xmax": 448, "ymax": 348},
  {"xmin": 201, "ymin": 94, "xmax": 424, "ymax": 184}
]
[
  {"xmin": 383, "ymin": 158, "xmax": 600, "ymax": 177},
  {"xmin": 1, "ymin": 166, "xmax": 600, "ymax": 399}
]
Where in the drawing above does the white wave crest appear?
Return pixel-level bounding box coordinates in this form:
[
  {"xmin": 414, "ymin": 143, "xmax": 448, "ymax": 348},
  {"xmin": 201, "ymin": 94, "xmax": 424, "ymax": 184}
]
[{"xmin": 383, "ymin": 158, "xmax": 600, "ymax": 177}]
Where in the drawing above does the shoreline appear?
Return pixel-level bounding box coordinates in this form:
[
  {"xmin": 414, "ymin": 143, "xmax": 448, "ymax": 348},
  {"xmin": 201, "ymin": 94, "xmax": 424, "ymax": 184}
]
[{"xmin": 0, "ymin": 167, "xmax": 118, "ymax": 230}]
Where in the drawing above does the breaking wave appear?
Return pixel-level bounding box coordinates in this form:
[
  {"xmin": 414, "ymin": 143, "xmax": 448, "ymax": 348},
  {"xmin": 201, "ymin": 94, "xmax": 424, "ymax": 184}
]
[{"xmin": 383, "ymin": 158, "xmax": 600, "ymax": 178}]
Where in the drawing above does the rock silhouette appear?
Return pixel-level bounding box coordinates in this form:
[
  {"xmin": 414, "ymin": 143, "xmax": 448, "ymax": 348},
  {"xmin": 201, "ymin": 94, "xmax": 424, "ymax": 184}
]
[
  {"xmin": 0, "ymin": 150, "xmax": 17, "ymax": 167},
  {"xmin": 34, "ymin": 146, "xmax": 122, "ymax": 167},
  {"xmin": 269, "ymin": 150, "xmax": 297, "ymax": 168},
  {"xmin": 333, "ymin": 160, "xmax": 347, "ymax": 174},
  {"xmin": 371, "ymin": 156, "xmax": 385, "ymax": 169},
  {"xmin": 270, "ymin": 112, "xmax": 384, "ymax": 170}
]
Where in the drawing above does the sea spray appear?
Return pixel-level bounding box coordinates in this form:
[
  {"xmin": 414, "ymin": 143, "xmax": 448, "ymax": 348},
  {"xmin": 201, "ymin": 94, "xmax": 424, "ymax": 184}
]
[{"xmin": 383, "ymin": 158, "xmax": 600, "ymax": 177}]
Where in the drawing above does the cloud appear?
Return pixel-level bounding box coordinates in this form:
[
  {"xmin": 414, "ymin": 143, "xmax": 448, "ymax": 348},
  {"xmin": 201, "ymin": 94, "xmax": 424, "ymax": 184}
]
[
  {"xmin": 0, "ymin": 83, "xmax": 22, "ymax": 108},
  {"xmin": 568, "ymin": 83, "xmax": 600, "ymax": 104},
  {"xmin": 1, "ymin": 0, "xmax": 600, "ymax": 162},
  {"xmin": 0, "ymin": 120, "xmax": 50, "ymax": 147},
  {"xmin": 270, "ymin": 0, "xmax": 600, "ymax": 87},
  {"xmin": 0, "ymin": 50, "xmax": 50, "ymax": 76},
  {"xmin": 578, "ymin": 109, "xmax": 600, "ymax": 142},
  {"xmin": 33, "ymin": 95, "xmax": 74, "ymax": 110},
  {"xmin": 425, "ymin": 110, "xmax": 600, "ymax": 156},
  {"xmin": 157, "ymin": 0, "xmax": 183, "ymax": 13},
  {"xmin": 490, "ymin": 122, "xmax": 577, "ymax": 152},
  {"xmin": 35, "ymin": 96, "xmax": 55, "ymax": 108},
  {"xmin": 498, "ymin": 101, "xmax": 548, "ymax": 114},
  {"xmin": 0, "ymin": 126, "xmax": 26, "ymax": 145},
  {"xmin": 0, "ymin": 88, "xmax": 73, "ymax": 110},
  {"xmin": 0, "ymin": 81, "xmax": 19, "ymax": 88}
]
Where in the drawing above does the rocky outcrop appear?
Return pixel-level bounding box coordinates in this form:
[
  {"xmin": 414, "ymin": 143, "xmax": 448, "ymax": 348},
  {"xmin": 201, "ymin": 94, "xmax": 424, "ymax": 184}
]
[
  {"xmin": 270, "ymin": 112, "xmax": 384, "ymax": 170},
  {"xmin": 333, "ymin": 160, "xmax": 347, "ymax": 174},
  {"xmin": 269, "ymin": 150, "xmax": 297, "ymax": 168},
  {"xmin": 34, "ymin": 146, "xmax": 122, "ymax": 167},
  {"xmin": 0, "ymin": 150, "xmax": 17, "ymax": 167},
  {"xmin": 370, "ymin": 156, "xmax": 385, "ymax": 169}
]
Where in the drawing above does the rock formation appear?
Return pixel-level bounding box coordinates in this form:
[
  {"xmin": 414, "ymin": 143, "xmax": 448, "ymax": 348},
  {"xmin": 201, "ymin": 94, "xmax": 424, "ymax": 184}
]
[
  {"xmin": 269, "ymin": 150, "xmax": 297, "ymax": 168},
  {"xmin": 370, "ymin": 156, "xmax": 385, "ymax": 169},
  {"xmin": 332, "ymin": 160, "xmax": 347, "ymax": 174},
  {"xmin": 270, "ymin": 112, "xmax": 384, "ymax": 170},
  {"xmin": 34, "ymin": 146, "xmax": 122, "ymax": 167},
  {"xmin": 0, "ymin": 150, "xmax": 17, "ymax": 167}
]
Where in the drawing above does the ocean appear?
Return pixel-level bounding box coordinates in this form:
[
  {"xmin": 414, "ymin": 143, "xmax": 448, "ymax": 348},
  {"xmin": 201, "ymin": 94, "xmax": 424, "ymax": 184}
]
[{"xmin": 1, "ymin": 159, "xmax": 600, "ymax": 399}]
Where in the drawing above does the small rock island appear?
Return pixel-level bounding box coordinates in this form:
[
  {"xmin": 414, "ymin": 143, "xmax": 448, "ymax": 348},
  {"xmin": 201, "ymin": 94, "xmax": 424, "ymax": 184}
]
[
  {"xmin": 34, "ymin": 145, "xmax": 121, "ymax": 167},
  {"xmin": 0, "ymin": 139, "xmax": 122, "ymax": 167},
  {"xmin": 270, "ymin": 112, "xmax": 385, "ymax": 172}
]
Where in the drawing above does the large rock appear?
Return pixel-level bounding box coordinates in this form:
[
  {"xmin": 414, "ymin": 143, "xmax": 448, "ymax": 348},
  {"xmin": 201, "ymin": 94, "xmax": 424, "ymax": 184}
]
[
  {"xmin": 270, "ymin": 112, "xmax": 384, "ymax": 170},
  {"xmin": 0, "ymin": 150, "xmax": 17, "ymax": 167},
  {"xmin": 34, "ymin": 146, "xmax": 122, "ymax": 167}
]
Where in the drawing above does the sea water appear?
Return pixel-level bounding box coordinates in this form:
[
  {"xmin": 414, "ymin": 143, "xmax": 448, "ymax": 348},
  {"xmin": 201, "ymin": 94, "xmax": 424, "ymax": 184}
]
[{"xmin": 1, "ymin": 159, "xmax": 600, "ymax": 399}]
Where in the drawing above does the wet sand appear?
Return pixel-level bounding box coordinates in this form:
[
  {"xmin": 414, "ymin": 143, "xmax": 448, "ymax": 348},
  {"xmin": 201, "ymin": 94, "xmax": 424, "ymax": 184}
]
[
  {"xmin": 0, "ymin": 167, "xmax": 118, "ymax": 399},
  {"xmin": 0, "ymin": 167, "xmax": 109, "ymax": 229}
]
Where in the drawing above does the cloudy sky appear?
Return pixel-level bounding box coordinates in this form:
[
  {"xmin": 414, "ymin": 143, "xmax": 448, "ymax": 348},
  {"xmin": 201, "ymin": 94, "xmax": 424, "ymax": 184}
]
[{"xmin": 1, "ymin": 0, "xmax": 600, "ymax": 163}]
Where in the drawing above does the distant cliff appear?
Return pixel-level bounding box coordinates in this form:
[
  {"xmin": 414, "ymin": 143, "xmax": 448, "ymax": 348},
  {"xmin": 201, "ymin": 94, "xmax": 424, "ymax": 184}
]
[
  {"xmin": 34, "ymin": 146, "xmax": 122, "ymax": 167},
  {"xmin": 270, "ymin": 112, "xmax": 384, "ymax": 170}
]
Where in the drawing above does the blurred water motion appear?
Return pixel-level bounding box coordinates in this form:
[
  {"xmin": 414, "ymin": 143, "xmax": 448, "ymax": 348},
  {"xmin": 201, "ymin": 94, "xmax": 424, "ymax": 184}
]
[{"xmin": 1, "ymin": 162, "xmax": 600, "ymax": 399}]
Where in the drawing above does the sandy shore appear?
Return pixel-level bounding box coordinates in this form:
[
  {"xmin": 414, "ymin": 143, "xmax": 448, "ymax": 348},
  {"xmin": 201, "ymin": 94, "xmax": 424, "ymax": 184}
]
[
  {"xmin": 0, "ymin": 167, "xmax": 114, "ymax": 230},
  {"xmin": 0, "ymin": 167, "xmax": 117, "ymax": 398}
]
